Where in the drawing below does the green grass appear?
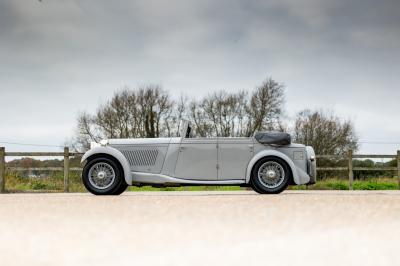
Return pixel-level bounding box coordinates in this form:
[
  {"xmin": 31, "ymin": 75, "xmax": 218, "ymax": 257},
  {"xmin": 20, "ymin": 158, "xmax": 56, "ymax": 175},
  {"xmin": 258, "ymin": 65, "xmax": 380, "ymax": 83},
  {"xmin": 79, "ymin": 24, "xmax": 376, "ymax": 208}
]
[
  {"xmin": 5, "ymin": 172, "xmax": 87, "ymax": 193},
  {"xmin": 4, "ymin": 172, "xmax": 400, "ymax": 192},
  {"xmin": 4, "ymin": 172, "xmax": 242, "ymax": 193}
]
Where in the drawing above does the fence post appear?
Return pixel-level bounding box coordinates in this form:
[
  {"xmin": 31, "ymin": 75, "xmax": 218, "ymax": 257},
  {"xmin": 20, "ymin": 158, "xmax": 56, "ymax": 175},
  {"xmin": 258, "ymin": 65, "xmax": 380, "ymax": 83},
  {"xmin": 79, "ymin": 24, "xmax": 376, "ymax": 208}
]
[
  {"xmin": 348, "ymin": 149, "xmax": 353, "ymax": 190},
  {"xmin": 0, "ymin": 147, "xmax": 5, "ymax": 193},
  {"xmin": 397, "ymin": 150, "xmax": 400, "ymax": 190},
  {"xmin": 64, "ymin": 147, "xmax": 69, "ymax": 193}
]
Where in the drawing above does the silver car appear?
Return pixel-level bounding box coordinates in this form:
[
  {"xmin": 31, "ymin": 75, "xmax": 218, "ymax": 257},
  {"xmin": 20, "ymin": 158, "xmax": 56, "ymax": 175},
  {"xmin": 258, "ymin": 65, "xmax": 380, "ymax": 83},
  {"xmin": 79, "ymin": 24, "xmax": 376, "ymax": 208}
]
[{"xmin": 81, "ymin": 121, "xmax": 316, "ymax": 195}]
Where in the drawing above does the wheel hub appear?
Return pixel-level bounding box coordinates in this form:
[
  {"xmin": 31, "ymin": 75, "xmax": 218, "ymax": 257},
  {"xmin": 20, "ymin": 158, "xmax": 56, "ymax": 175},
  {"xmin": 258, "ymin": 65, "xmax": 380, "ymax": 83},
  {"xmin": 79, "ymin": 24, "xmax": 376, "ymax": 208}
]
[
  {"xmin": 266, "ymin": 170, "xmax": 276, "ymax": 179},
  {"xmin": 97, "ymin": 171, "xmax": 106, "ymax": 179}
]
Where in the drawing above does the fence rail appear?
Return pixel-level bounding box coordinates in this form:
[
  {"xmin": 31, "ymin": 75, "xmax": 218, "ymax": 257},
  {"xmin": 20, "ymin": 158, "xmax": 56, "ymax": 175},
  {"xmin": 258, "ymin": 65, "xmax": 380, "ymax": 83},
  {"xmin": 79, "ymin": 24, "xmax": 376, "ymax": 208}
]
[
  {"xmin": 0, "ymin": 147, "xmax": 84, "ymax": 193},
  {"xmin": 316, "ymin": 150, "xmax": 400, "ymax": 189},
  {"xmin": 6, "ymin": 167, "xmax": 83, "ymax": 171},
  {"xmin": 4, "ymin": 152, "xmax": 83, "ymax": 157},
  {"xmin": 317, "ymin": 154, "xmax": 398, "ymax": 159},
  {"xmin": 0, "ymin": 147, "xmax": 399, "ymax": 193}
]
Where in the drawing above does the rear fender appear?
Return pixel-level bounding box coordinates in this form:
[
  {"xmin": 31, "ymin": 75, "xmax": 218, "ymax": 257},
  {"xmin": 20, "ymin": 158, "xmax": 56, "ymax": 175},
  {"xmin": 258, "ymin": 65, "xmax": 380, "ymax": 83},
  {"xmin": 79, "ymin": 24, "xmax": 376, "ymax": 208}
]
[
  {"xmin": 81, "ymin": 146, "xmax": 132, "ymax": 185},
  {"xmin": 246, "ymin": 150, "xmax": 310, "ymax": 185}
]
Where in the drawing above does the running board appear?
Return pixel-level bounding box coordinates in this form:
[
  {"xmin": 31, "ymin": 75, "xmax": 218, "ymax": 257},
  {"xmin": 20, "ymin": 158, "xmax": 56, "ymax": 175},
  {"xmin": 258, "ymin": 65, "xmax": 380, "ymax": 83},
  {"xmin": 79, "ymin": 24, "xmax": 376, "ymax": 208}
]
[{"xmin": 131, "ymin": 172, "xmax": 246, "ymax": 185}]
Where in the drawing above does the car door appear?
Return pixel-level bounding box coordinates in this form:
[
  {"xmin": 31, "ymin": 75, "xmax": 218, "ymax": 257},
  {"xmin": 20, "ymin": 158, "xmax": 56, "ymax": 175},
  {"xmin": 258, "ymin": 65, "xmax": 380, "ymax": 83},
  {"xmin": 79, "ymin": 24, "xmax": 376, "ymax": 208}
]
[
  {"xmin": 218, "ymin": 138, "xmax": 253, "ymax": 180},
  {"xmin": 174, "ymin": 138, "xmax": 218, "ymax": 180}
]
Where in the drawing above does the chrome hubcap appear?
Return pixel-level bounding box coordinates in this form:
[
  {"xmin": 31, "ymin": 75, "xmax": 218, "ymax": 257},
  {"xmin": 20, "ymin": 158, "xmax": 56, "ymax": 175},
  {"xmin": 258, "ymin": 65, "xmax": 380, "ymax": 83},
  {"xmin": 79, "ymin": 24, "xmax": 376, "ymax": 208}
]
[
  {"xmin": 97, "ymin": 171, "xmax": 106, "ymax": 179},
  {"xmin": 88, "ymin": 162, "xmax": 116, "ymax": 190},
  {"xmin": 258, "ymin": 161, "xmax": 285, "ymax": 189},
  {"xmin": 267, "ymin": 170, "xmax": 276, "ymax": 178}
]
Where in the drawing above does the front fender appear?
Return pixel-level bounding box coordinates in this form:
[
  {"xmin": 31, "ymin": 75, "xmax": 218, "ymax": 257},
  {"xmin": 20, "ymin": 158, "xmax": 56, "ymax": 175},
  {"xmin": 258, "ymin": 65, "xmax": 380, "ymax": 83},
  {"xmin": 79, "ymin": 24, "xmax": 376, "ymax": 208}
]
[
  {"xmin": 246, "ymin": 150, "xmax": 310, "ymax": 185},
  {"xmin": 81, "ymin": 146, "xmax": 132, "ymax": 185}
]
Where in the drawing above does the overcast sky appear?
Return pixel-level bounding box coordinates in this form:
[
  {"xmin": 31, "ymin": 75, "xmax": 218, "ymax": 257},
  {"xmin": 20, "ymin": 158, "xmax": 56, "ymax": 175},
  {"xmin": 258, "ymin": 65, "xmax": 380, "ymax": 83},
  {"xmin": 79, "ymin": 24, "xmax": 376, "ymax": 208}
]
[{"xmin": 1, "ymin": 0, "xmax": 400, "ymax": 154}]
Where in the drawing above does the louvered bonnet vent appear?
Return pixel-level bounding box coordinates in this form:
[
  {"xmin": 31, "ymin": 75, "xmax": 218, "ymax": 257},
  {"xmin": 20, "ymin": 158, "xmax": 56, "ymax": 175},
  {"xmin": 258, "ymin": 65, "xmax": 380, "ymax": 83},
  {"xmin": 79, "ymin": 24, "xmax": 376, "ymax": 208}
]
[{"xmin": 121, "ymin": 149, "xmax": 159, "ymax": 166}]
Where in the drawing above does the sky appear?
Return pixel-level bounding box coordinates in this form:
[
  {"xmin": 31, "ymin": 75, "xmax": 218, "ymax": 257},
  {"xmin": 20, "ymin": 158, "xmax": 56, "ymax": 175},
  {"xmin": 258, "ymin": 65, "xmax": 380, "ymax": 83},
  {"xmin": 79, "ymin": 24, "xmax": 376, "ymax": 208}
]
[{"xmin": 0, "ymin": 0, "xmax": 400, "ymax": 155}]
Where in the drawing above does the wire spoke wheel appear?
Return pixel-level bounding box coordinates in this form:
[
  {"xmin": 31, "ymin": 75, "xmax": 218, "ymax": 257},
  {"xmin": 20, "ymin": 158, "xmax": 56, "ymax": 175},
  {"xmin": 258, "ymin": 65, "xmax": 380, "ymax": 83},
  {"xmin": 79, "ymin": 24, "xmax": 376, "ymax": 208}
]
[
  {"xmin": 257, "ymin": 161, "xmax": 285, "ymax": 189},
  {"xmin": 88, "ymin": 162, "xmax": 116, "ymax": 190}
]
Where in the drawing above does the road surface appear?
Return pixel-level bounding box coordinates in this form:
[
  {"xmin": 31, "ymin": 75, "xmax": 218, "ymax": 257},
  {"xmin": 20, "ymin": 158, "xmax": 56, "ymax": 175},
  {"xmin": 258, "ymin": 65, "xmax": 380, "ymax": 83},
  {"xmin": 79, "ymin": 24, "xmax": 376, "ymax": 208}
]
[{"xmin": 0, "ymin": 191, "xmax": 399, "ymax": 266}]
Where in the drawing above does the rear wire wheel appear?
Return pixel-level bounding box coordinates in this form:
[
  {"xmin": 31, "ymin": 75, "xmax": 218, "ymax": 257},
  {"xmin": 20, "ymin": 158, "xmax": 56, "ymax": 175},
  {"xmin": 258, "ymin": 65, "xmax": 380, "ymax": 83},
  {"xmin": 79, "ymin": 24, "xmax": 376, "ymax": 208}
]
[{"xmin": 251, "ymin": 157, "xmax": 291, "ymax": 194}]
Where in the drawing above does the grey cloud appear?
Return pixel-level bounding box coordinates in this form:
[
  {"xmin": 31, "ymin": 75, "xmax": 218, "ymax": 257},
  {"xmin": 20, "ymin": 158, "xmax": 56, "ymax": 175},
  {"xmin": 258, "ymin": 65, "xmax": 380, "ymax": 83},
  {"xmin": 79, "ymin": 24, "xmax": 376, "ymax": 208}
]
[{"xmin": 0, "ymin": 0, "xmax": 399, "ymax": 153}]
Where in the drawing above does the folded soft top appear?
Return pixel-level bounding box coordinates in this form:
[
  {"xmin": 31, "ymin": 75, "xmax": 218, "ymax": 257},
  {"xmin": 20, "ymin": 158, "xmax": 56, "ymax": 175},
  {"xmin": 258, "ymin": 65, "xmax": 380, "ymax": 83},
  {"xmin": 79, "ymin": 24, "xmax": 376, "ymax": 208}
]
[{"xmin": 254, "ymin": 132, "xmax": 291, "ymax": 146}]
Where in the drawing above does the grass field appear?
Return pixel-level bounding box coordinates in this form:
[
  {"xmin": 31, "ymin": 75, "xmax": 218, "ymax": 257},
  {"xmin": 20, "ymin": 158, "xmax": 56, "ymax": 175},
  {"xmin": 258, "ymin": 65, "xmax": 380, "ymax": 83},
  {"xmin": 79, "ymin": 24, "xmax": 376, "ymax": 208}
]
[{"xmin": 3, "ymin": 172, "xmax": 399, "ymax": 192}]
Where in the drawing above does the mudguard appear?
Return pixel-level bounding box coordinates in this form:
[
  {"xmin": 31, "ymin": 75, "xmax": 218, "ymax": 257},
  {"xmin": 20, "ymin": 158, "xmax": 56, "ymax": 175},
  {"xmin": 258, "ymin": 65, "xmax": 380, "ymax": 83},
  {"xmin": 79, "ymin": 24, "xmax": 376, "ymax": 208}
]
[
  {"xmin": 246, "ymin": 150, "xmax": 310, "ymax": 185},
  {"xmin": 81, "ymin": 146, "xmax": 132, "ymax": 185}
]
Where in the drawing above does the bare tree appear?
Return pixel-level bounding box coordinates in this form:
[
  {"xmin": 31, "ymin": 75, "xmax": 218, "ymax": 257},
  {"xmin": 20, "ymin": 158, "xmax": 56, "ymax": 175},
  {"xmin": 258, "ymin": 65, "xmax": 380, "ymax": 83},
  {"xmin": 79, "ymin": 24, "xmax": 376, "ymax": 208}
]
[
  {"xmin": 74, "ymin": 86, "xmax": 174, "ymax": 151},
  {"xmin": 169, "ymin": 94, "xmax": 188, "ymax": 137},
  {"xmin": 185, "ymin": 78, "xmax": 285, "ymax": 137},
  {"xmin": 74, "ymin": 78, "xmax": 287, "ymax": 151},
  {"xmin": 245, "ymin": 78, "xmax": 285, "ymax": 136},
  {"xmin": 136, "ymin": 86, "xmax": 173, "ymax": 138},
  {"xmin": 293, "ymin": 109, "xmax": 358, "ymax": 155},
  {"xmin": 75, "ymin": 111, "xmax": 103, "ymax": 150},
  {"xmin": 188, "ymin": 99, "xmax": 214, "ymax": 137},
  {"xmin": 187, "ymin": 91, "xmax": 248, "ymax": 137}
]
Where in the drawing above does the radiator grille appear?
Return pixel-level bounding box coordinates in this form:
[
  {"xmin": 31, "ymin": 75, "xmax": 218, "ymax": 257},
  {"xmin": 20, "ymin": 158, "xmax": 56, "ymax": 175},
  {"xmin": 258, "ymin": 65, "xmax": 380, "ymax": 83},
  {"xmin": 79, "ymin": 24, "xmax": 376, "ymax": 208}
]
[{"xmin": 122, "ymin": 149, "xmax": 159, "ymax": 166}]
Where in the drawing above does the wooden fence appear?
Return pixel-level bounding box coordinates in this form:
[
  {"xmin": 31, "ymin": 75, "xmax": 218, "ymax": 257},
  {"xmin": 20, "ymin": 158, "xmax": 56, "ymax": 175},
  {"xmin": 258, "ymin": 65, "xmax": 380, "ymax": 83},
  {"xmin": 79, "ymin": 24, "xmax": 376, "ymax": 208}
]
[
  {"xmin": 317, "ymin": 150, "xmax": 400, "ymax": 189},
  {"xmin": 0, "ymin": 147, "xmax": 83, "ymax": 193},
  {"xmin": 0, "ymin": 147, "xmax": 399, "ymax": 193}
]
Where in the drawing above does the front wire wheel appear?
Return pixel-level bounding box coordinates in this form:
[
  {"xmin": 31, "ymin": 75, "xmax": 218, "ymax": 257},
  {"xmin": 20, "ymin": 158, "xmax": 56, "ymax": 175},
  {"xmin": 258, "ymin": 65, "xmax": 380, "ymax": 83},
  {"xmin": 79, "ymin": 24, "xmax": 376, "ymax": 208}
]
[
  {"xmin": 251, "ymin": 157, "xmax": 291, "ymax": 194},
  {"xmin": 82, "ymin": 157, "xmax": 127, "ymax": 195},
  {"xmin": 88, "ymin": 162, "xmax": 116, "ymax": 190}
]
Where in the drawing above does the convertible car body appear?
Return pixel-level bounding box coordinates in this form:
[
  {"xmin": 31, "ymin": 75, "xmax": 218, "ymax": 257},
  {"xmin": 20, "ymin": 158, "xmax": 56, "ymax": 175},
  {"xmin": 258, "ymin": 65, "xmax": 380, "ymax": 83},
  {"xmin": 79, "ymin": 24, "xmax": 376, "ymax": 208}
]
[{"xmin": 81, "ymin": 121, "xmax": 316, "ymax": 195}]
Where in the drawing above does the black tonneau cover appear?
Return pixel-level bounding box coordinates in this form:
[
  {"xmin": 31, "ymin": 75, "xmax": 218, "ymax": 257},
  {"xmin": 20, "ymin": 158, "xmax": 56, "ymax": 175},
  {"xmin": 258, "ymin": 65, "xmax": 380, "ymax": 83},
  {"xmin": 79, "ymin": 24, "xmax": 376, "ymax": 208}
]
[{"xmin": 254, "ymin": 132, "xmax": 291, "ymax": 146}]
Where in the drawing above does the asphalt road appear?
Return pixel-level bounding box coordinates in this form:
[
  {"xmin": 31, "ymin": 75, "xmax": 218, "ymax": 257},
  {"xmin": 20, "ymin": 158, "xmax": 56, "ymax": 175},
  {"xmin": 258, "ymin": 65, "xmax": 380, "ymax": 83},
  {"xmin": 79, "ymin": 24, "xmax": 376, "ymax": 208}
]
[{"xmin": 0, "ymin": 190, "xmax": 399, "ymax": 266}]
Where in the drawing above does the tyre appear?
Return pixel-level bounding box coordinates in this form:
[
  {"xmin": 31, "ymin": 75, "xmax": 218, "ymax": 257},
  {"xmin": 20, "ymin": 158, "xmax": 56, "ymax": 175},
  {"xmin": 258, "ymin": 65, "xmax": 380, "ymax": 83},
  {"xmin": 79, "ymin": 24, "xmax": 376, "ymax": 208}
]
[
  {"xmin": 251, "ymin": 157, "xmax": 291, "ymax": 194},
  {"xmin": 82, "ymin": 157, "xmax": 127, "ymax": 195},
  {"xmin": 112, "ymin": 182, "xmax": 128, "ymax": 195}
]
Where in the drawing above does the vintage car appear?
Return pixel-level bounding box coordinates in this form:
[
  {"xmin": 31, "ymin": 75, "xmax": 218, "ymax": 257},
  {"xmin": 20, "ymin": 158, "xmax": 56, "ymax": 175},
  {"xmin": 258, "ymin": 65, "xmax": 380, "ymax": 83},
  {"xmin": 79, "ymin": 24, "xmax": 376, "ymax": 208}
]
[{"xmin": 81, "ymin": 121, "xmax": 316, "ymax": 195}]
